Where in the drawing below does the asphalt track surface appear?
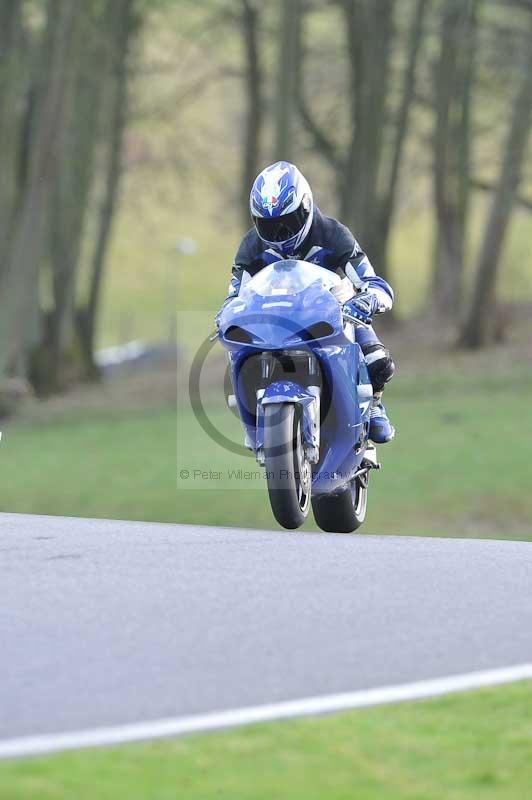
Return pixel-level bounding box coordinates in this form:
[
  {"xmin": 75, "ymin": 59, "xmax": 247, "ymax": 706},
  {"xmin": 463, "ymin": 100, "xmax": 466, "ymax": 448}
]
[{"xmin": 1, "ymin": 513, "xmax": 532, "ymax": 751}]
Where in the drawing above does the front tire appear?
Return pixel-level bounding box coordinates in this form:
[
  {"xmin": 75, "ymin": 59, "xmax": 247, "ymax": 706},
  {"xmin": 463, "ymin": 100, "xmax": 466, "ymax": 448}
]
[
  {"xmin": 312, "ymin": 473, "xmax": 368, "ymax": 533},
  {"xmin": 264, "ymin": 403, "xmax": 311, "ymax": 530}
]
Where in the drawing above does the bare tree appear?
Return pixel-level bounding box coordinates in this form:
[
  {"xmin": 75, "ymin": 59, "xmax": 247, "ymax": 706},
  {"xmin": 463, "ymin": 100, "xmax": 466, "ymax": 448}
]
[
  {"xmin": 275, "ymin": 0, "xmax": 301, "ymax": 161},
  {"xmin": 299, "ymin": 0, "xmax": 429, "ymax": 283},
  {"xmin": 0, "ymin": 0, "xmax": 81, "ymax": 378},
  {"xmin": 0, "ymin": 1, "xmax": 26, "ymax": 273},
  {"xmin": 241, "ymin": 0, "xmax": 264, "ymax": 227},
  {"xmin": 459, "ymin": 17, "xmax": 532, "ymax": 348},
  {"xmin": 27, "ymin": 1, "xmax": 119, "ymax": 394},
  {"xmin": 76, "ymin": 0, "xmax": 142, "ymax": 377},
  {"xmin": 341, "ymin": 0, "xmax": 395, "ymax": 262},
  {"xmin": 432, "ymin": 0, "xmax": 479, "ymax": 321},
  {"xmin": 375, "ymin": 0, "xmax": 430, "ymax": 275}
]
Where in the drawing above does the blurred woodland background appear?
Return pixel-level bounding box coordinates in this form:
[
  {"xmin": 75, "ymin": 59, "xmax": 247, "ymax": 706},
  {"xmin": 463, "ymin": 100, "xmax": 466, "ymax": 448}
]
[{"xmin": 1, "ymin": 0, "xmax": 532, "ymax": 536}]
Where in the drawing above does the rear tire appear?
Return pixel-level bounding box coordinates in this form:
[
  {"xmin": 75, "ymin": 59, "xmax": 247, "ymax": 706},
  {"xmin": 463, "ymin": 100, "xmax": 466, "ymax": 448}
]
[
  {"xmin": 312, "ymin": 474, "xmax": 368, "ymax": 533},
  {"xmin": 264, "ymin": 403, "xmax": 311, "ymax": 530}
]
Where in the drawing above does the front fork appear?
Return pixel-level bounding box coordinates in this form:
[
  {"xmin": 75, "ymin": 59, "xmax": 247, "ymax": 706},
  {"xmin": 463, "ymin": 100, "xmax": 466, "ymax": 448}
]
[
  {"xmin": 255, "ymin": 383, "xmax": 321, "ymax": 467},
  {"xmin": 254, "ymin": 351, "xmax": 321, "ymax": 467}
]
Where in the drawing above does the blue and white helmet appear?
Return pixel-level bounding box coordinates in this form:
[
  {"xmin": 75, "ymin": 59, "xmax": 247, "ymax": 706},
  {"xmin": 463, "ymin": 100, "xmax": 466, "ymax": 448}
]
[{"xmin": 250, "ymin": 161, "xmax": 314, "ymax": 256}]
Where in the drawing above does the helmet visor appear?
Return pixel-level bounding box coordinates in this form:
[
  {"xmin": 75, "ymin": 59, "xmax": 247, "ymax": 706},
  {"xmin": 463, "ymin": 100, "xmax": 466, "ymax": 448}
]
[{"xmin": 253, "ymin": 204, "xmax": 310, "ymax": 243}]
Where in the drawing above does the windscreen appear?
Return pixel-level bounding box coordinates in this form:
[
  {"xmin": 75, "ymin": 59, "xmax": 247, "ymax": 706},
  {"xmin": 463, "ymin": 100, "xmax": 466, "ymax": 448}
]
[{"xmin": 242, "ymin": 260, "xmax": 340, "ymax": 298}]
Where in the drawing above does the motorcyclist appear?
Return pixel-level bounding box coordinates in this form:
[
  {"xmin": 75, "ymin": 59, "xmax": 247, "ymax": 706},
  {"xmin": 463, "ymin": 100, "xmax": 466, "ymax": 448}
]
[{"xmin": 217, "ymin": 161, "xmax": 395, "ymax": 444}]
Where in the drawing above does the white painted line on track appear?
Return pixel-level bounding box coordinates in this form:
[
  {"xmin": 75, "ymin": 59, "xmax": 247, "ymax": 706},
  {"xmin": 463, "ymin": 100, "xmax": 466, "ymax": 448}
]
[{"xmin": 1, "ymin": 663, "xmax": 531, "ymax": 760}]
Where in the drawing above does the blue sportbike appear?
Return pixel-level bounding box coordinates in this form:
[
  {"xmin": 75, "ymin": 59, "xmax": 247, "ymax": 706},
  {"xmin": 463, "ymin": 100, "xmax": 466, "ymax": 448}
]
[{"xmin": 216, "ymin": 259, "xmax": 380, "ymax": 532}]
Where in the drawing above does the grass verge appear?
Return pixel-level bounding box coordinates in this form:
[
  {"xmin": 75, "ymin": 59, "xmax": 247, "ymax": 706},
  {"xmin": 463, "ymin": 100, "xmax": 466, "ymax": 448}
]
[
  {"xmin": 1, "ymin": 683, "xmax": 531, "ymax": 799},
  {"xmin": 1, "ymin": 365, "xmax": 531, "ymax": 538}
]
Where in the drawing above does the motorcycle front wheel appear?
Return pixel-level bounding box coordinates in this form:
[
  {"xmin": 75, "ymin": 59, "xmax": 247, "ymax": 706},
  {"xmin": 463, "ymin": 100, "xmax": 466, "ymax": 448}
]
[
  {"xmin": 263, "ymin": 403, "xmax": 311, "ymax": 530},
  {"xmin": 311, "ymin": 473, "xmax": 368, "ymax": 533}
]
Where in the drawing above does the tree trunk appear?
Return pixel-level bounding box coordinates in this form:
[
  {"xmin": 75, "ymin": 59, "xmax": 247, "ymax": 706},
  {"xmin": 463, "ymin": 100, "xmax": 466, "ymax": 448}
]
[
  {"xmin": 30, "ymin": 1, "xmax": 116, "ymax": 394},
  {"xmin": 275, "ymin": 0, "xmax": 300, "ymax": 161},
  {"xmin": 76, "ymin": 0, "xmax": 140, "ymax": 377},
  {"xmin": 296, "ymin": 7, "xmax": 342, "ymax": 174},
  {"xmin": 432, "ymin": 0, "xmax": 478, "ymax": 320},
  {"xmin": 377, "ymin": 0, "xmax": 429, "ymax": 281},
  {"xmin": 459, "ymin": 22, "xmax": 532, "ymax": 348},
  {"xmin": 341, "ymin": 0, "xmax": 395, "ymax": 254},
  {"xmin": 340, "ymin": 0, "xmax": 364, "ymax": 225},
  {"xmin": 0, "ymin": 0, "xmax": 80, "ymax": 378},
  {"xmin": 241, "ymin": 0, "xmax": 263, "ymax": 229},
  {"xmin": 302, "ymin": 0, "xmax": 425, "ymax": 295},
  {"xmin": 0, "ymin": 1, "xmax": 24, "ymax": 273}
]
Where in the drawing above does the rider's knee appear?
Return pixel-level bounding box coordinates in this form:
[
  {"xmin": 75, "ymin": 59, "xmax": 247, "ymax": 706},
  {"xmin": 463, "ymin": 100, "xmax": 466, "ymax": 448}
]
[{"xmin": 362, "ymin": 343, "xmax": 395, "ymax": 392}]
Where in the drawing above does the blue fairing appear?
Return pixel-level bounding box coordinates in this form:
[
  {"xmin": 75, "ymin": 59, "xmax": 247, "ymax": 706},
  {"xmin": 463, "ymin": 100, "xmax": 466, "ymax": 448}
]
[{"xmin": 218, "ymin": 260, "xmax": 372, "ymax": 496}]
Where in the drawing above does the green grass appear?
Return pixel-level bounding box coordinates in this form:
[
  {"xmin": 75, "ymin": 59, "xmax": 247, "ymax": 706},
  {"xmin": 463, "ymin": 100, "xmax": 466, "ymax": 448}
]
[
  {"xmin": 0, "ymin": 372, "xmax": 532, "ymax": 539},
  {"xmin": 0, "ymin": 409, "xmax": 178, "ymax": 523},
  {"xmin": 176, "ymin": 364, "xmax": 532, "ymax": 539},
  {"xmin": 1, "ymin": 365, "xmax": 531, "ymax": 539},
  {"xmin": 1, "ymin": 682, "xmax": 531, "ymax": 799}
]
